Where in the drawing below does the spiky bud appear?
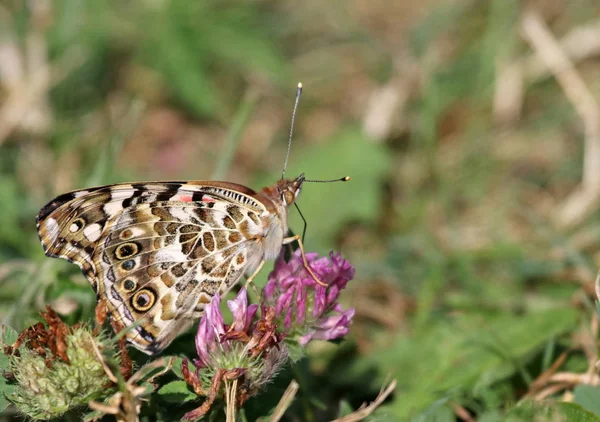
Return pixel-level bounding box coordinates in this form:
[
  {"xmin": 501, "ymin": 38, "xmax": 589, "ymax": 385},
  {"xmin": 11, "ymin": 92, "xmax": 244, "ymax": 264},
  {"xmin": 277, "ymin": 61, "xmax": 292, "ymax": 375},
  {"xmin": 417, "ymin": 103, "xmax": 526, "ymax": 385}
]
[{"xmin": 4, "ymin": 308, "xmax": 116, "ymax": 420}]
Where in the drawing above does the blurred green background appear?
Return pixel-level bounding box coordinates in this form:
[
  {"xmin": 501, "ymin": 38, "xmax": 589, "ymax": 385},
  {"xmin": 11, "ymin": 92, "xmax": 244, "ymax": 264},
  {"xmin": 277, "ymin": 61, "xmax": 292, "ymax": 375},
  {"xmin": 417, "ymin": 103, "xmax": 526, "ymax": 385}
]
[{"xmin": 2, "ymin": 0, "xmax": 600, "ymax": 420}]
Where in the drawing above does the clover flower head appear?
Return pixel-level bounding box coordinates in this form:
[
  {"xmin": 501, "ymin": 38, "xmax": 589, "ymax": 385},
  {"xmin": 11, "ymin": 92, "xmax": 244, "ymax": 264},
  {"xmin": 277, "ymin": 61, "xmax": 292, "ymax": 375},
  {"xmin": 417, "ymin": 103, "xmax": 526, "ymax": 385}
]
[
  {"xmin": 184, "ymin": 251, "xmax": 355, "ymax": 419},
  {"xmin": 263, "ymin": 249, "xmax": 356, "ymax": 346},
  {"xmin": 183, "ymin": 288, "xmax": 287, "ymax": 420},
  {"xmin": 194, "ymin": 288, "xmax": 260, "ymax": 368}
]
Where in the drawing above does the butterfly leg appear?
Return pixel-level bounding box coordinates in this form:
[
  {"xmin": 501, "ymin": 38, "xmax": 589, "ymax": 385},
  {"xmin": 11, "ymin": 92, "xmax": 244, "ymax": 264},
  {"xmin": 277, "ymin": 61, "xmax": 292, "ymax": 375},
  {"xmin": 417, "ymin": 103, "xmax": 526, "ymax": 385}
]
[
  {"xmin": 244, "ymin": 259, "xmax": 265, "ymax": 296},
  {"xmin": 283, "ymin": 235, "xmax": 327, "ymax": 287}
]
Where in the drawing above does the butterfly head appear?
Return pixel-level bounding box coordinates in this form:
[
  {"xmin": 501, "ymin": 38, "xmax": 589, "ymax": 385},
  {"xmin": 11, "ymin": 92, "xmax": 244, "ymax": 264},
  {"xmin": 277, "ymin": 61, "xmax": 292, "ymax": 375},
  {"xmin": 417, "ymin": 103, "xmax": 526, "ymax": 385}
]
[{"xmin": 277, "ymin": 173, "xmax": 305, "ymax": 207}]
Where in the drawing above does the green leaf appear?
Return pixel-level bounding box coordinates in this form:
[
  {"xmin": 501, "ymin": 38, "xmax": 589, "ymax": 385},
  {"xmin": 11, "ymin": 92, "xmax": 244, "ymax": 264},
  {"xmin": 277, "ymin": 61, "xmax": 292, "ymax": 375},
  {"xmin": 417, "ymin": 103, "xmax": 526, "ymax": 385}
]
[
  {"xmin": 157, "ymin": 380, "xmax": 197, "ymax": 403},
  {"xmin": 170, "ymin": 356, "xmax": 185, "ymax": 379},
  {"xmin": 83, "ymin": 409, "xmax": 107, "ymax": 422},
  {"xmin": 553, "ymin": 402, "xmax": 600, "ymax": 422},
  {"xmin": 133, "ymin": 357, "xmax": 178, "ymax": 389},
  {"xmin": 1, "ymin": 325, "xmax": 18, "ymax": 346},
  {"xmin": 411, "ymin": 398, "xmax": 454, "ymax": 422},
  {"xmin": 0, "ymin": 325, "xmax": 19, "ymax": 375},
  {"xmin": 0, "ymin": 390, "xmax": 13, "ymax": 413},
  {"xmin": 286, "ymin": 342, "xmax": 306, "ymax": 363},
  {"xmin": 574, "ymin": 385, "xmax": 600, "ymax": 416},
  {"xmin": 0, "ymin": 325, "xmax": 18, "ymax": 411},
  {"xmin": 337, "ymin": 400, "xmax": 353, "ymax": 417}
]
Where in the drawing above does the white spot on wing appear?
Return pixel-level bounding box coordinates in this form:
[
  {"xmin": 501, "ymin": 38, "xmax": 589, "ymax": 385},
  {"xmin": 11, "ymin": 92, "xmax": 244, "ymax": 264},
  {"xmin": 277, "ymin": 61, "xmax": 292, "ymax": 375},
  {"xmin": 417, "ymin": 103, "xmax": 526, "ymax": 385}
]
[
  {"xmin": 69, "ymin": 223, "xmax": 79, "ymax": 232},
  {"xmin": 84, "ymin": 223, "xmax": 102, "ymax": 242},
  {"xmin": 45, "ymin": 218, "xmax": 60, "ymax": 242},
  {"xmin": 169, "ymin": 207, "xmax": 189, "ymax": 221},
  {"xmin": 104, "ymin": 201, "xmax": 124, "ymax": 216},
  {"xmin": 130, "ymin": 227, "xmax": 145, "ymax": 237},
  {"xmin": 154, "ymin": 245, "xmax": 187, "ymax": 262}
]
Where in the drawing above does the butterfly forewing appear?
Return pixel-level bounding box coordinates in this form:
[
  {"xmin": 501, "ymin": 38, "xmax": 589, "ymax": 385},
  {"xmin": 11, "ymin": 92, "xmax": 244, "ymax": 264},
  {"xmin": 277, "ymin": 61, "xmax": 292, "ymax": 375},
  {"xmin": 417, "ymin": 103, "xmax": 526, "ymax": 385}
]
[{"xmin": 37, "ymin": 181, "xmax": 271, "ymax": 354}]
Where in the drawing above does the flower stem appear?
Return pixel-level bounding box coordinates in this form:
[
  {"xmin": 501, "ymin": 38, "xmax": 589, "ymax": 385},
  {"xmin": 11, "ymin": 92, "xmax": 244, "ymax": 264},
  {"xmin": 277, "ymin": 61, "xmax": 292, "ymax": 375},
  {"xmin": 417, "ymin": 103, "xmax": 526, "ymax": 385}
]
[{"xmin": 225, "ymin": 379, "xmax": 239, "ymax": 422}]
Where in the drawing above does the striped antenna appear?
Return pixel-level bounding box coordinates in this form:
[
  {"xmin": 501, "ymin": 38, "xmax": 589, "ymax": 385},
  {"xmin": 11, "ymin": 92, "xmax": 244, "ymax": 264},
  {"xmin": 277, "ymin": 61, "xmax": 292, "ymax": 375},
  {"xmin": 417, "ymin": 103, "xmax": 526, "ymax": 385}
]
[
  {"xmin": 281, "ymin": 83, "xmax": 303, "ymax": 180},
  {"xmin": 304, "ymin": 176, "xmax": 351, "ymax": 183}
]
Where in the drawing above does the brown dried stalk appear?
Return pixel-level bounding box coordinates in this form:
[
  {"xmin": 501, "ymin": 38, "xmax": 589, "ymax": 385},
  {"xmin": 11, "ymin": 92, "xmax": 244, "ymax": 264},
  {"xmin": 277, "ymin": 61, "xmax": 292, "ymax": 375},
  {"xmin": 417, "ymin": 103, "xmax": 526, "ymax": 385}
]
[
  {"xmin": 521, "ymin": 10, "xmax": 600, "ymax": 228},
  {"xmin": 268, "ymin": 380, "xmax": 300, "ymax": 422},
  {"xmin": 330, "ymin": 379, "xmax": 397, "ymax": 422}
]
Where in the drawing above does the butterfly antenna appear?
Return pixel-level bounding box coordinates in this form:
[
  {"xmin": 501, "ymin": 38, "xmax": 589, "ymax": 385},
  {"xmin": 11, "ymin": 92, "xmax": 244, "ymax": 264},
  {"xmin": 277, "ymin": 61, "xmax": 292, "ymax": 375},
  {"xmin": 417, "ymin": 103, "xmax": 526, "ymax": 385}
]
[
  {"xmin": 294, "ymin": 202, "xmax": 308, "ymax": 242},
  {"xmin": 295, "ymin": 176, "xmax": 349, "ymax": 242},
  {"xmin": 304, "ymin": 176, "xmax": 351, "ymax": 183},
  {"xmin": 282, "ymin": 82, "xmax": 303, "ymax": 180}
]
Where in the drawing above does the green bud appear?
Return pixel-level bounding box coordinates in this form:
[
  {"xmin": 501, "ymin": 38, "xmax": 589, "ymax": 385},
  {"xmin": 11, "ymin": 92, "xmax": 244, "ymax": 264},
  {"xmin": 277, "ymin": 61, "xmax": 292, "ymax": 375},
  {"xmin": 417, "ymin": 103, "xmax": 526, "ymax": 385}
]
[{"xmin": 6, "ymin": 326, "xmax": 116, "ymax": 420}]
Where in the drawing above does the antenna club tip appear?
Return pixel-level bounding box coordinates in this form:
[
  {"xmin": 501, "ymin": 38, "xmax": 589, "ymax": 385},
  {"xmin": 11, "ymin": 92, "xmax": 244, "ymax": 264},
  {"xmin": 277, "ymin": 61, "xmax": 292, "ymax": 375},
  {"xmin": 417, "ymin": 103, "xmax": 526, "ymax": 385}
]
[
  {"xmin": 297, "ymin": 82, "xmax": 303, "ymax": 89},
  {"xmin": 343, "ymin": 176, "xmax": 351, "ymax": 181}
]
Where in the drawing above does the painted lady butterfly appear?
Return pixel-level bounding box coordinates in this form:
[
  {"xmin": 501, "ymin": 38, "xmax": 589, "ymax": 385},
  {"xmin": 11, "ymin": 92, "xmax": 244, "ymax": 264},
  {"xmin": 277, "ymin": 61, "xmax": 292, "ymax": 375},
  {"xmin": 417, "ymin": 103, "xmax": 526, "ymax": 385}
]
[{"xmin": 36, "ymin": 84, "xmax": 349, "ymax": 355}]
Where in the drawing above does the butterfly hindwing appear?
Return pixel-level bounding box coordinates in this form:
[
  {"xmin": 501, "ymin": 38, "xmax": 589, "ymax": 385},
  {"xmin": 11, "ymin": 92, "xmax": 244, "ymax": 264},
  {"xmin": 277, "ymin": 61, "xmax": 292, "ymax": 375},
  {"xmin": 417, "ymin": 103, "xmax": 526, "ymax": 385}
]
[
  {"xmin": 37, "ymin": 181, "xmax": 269, "ymax": 354},
  {"xmin": 97, "ymin": 200, "xmax": 263, "ymax": 353}
]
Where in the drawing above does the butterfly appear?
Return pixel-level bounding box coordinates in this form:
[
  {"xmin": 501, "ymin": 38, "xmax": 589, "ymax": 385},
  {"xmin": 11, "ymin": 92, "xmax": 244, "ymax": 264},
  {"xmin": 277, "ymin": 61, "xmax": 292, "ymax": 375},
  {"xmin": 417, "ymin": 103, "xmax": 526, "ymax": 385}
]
[{"xmin": 36, "ymin": 84, "xmax": 349, "ymax": 355}]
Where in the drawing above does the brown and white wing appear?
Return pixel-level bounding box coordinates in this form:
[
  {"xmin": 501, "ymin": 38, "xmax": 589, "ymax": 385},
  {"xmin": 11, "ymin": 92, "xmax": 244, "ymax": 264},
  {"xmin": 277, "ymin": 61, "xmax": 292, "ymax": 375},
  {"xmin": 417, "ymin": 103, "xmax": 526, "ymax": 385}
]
[{"xmin": 36, "ymin": 181, "xmax": 268, "ymax": 354}]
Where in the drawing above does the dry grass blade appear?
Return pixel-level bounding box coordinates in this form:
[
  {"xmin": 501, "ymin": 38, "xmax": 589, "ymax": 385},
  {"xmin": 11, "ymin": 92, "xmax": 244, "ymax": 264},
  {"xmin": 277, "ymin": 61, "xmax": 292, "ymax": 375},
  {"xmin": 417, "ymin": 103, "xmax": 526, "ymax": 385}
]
[
  {"xmin": 534, "ymin": 382, "xmax": 572, "ymax": 401},
  {"xmin": 526, "ymin": 350, "xmax": 569, "ymax": 397},
  {"xmin": 521, "ymin": 10, "xmax": 600, "ymax": 228},
  {"xmin": 330, "ymin": 379, "xmax": 396, "ymax": 422},
  {"xmin": 493, "ymin": 62, "xmax": 524, "ymax": 126},
  {"xmin": 452, "ymin": 402, "xmax": 475, "ymax": 422},
  {"xmin": 495, "ymin": 18, "xmax": 600, "ymax": 126},
  {"xmin": 268, "ymin": 380, "xmax": 300, "ymax": 422},
  {"xmin": 524, "ymin": 20, "xmax": 600, "ymax": 83},
  {"xmin": 89, "ymin": 333, "xmax": 119, "ymax": 384},
  {"xmin": 88, "ymin": 400, "xmax": 121, "ymax": 415},
  {"xmin": 547, "ymin": 371, "xmax": 600, "ymax": 386},
  {"xmin": 0, "ymin": 43, "xmax": 85, "ymax": 144}
]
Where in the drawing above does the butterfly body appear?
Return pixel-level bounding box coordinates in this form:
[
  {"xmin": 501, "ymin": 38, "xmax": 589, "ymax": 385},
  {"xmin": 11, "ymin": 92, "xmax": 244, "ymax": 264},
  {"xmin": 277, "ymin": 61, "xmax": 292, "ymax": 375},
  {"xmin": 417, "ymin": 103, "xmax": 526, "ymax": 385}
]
[{"xmin": 37, "ymin": 175, "xmax": 305, "ymax": 354}]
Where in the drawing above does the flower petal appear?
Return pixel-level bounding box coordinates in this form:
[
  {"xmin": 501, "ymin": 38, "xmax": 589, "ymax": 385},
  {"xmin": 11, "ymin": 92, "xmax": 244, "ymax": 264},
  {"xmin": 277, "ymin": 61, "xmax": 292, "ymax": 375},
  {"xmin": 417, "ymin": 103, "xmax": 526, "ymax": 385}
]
[
  {"xmin": 195, "ymin": 294, "xmax": 226, "ymax": 365},
  {"xmin": 295, "ymin": 285, "xmax": 307, "ymax": 325},
  {"xmin": 206, "ymin": 295, "xmax": 225, "ymax": 335},
  {"xmin": 311, "ymin": 308, "xmax": 355, "ymax": 341},
  {"xmin": 228, "ymin": 288, "xmax": 251, "ymax": 332},
  {"xmin": 195, "ymin": 313, "xmax": 215, "ymax": 367}
]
